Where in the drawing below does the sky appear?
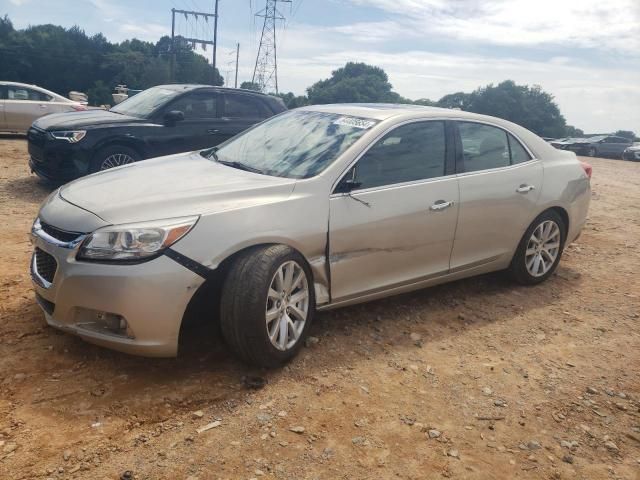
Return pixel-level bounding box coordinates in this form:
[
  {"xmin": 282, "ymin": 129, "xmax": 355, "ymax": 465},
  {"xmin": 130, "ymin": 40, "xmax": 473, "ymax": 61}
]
[{"xmin": 2, "ymin": 0, "xmax": 640, "ymax": 134}]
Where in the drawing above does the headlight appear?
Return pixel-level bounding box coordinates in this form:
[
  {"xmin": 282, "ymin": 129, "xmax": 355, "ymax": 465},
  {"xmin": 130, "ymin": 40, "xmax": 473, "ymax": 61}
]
[
  {"xmin": 49, "ymin": 130, "xmax": 87, "ymax": 143},
  {"xmin": 78, "ymin": 216, "xmax": 198, "ymax": 261}
]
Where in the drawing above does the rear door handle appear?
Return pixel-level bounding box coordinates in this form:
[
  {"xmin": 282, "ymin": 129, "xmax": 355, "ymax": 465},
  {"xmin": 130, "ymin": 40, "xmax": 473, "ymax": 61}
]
[
  {"xmin": 39, "ymin": 104, "xmax": 48, "ymax": 109},
  {"xmin": 516, "ymin": 184, "xmax": 535, "ymax": 193},
  {"xmin": 207, "ymin": 128, "xmax": 219, "ymax": 134},
  {"xmin": 430, "ymin": 200, "xmax": 454, "ymax": 211}
]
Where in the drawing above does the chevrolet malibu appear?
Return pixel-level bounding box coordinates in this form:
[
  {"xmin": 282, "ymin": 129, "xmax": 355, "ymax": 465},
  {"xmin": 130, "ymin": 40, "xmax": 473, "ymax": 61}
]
[{"xmin": 30, "ymin": 104, "xmax": 591, "ymax": 367}]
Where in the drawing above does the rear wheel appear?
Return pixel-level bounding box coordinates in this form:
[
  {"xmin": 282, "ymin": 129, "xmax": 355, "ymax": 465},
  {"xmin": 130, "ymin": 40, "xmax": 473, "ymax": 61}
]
[
  {"xmin": 90, "ymin": 145, "xmax": 140, "ymax": 173},
  {"xmin": 509, "ymin": 210, "xmax": 566, "ymax": 285},
  {"xmin": 220, "ymin": 245, "xmax": 314, "ymax": 367},
  {"xmin": 587, "ymin": 147, "xmax": 597, "ymax": 157}
]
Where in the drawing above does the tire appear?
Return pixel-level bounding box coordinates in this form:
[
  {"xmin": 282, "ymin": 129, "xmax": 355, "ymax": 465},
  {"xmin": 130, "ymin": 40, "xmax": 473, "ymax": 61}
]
[
  {"xmin": 89, "ymin": 145, "xmax": 140, "ymax": 173},
  {"xmin": 220, "ymin": 245, "xmax": 315, "ymax": 368},
  {"xmin": 587, "ymin": 147, "xmax": 597, "ymax": 158},
  {"xmin": 509, "ymin": 210, "xmax": 566, "ymax": 285}
]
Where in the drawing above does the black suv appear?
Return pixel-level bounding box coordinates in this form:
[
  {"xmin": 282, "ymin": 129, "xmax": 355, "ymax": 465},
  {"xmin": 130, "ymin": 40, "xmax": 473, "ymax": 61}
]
[{"xmin": 28, "ymin": 84, "xmax": 286, "ymax": 183}]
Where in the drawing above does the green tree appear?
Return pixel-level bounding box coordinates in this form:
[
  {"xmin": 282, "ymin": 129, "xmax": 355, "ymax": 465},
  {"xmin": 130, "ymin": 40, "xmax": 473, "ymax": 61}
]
[
  {"xmin": 565, "ymin": 125, "xmax": 584, "ymax": 137},
  {"xmin": 0, "ymin": 17, "xmax": 222, "ymax": 106},
  {"xmin": 436, "ymin": 92, "xmax": 472, "ymax": 110},
  {"xmin": 275, "ymin": 92, "xmax": 309, "ymax": 109},
  {"xmin": 240, "ymin": 81, "xmax": 261, "ymax": 91},
  {"xmin": 438, "ymin": 81, "xmax": 568, "ymax": 138},
  {"xmin": 306, "ymin": 62, "xmax": 403, "ymax": 104}
]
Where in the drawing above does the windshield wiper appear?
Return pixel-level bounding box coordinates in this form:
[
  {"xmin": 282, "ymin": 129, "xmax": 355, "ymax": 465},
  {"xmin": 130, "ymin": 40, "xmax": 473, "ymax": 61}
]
[{"xmin": 217, "ymin": 159, "xmax": 265, "ymax": 175}]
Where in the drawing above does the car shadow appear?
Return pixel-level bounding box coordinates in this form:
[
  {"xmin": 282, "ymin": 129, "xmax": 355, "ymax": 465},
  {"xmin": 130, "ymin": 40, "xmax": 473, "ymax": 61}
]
[
  {"xmin": 0, "ymin": 133, "xmax": 27, "ymax": 140},
  {"xmin": 2, "ymin": 264, "xmax": 584, "ymax": 430},
  {"xmin": 3, "ymin": 175, "xmax": 53, "ymax": 204}
]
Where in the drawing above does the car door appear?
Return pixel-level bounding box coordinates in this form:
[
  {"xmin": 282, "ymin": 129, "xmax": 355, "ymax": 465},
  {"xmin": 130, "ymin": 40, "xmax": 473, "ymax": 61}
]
[
  {"xmin": 0, "ymin": 85, "xmax": 6, "ymax": 131},
  {"xmin": 4, "ymin": 86, "xmax": 52, "ymax": 132},
  {"xmin": 450, "ymin": 121, "xmax": 543, "ymax": 271},
  {"xmin": 151, "ymin": 90, "xmax": 227, "ymax": 155},
  {"xmin": 218, "ymin": 92, "xmax": 272, "ymax": 142},
  {"xmin": 329, "ymin": 120, "xmax": 459, "ymax": 302},
  {"xmin": 611, "ymin": 136, "xmax": 632, "ymax": 157}
]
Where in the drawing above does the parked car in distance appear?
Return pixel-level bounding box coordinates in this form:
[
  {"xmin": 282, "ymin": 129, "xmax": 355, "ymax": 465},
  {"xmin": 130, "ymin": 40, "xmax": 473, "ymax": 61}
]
[
  {"xmin": 30, "ymin": 104, "xmax": 591, "ymax": 367},
  {"xmin": 0, "ymin": 81, "xmax": 87, "ymax": 134},
  {"xmin": 622, "ymin": 142, "xmax": 640, "ymax": 161},
  {"xmin": 562, "ymin": 135, "xmax": 633, "ymax": 158},
  {"xmin": 27, "ymin": 84, "xmax": 286, "ymax": 184}
]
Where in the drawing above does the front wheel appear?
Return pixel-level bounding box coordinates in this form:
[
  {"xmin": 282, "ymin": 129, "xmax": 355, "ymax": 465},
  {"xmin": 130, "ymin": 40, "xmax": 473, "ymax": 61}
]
[
  {"xmin": 587, "ymin": 147, "xmax": 597, "ymax": 157},
  {"xmin": 509, "ymin": 210, "xmax": 566, "ymax": 285},
  {"xmin": 220, "ymin": 245, "xmax": 314, "ymax": 367},
  {"xmin": 90, "ymin": 145, "xmax": 140, "ymax": 173}
]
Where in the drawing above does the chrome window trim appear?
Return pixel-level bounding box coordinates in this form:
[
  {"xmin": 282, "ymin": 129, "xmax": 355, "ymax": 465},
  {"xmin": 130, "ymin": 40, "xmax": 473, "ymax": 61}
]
[
  {"xmin": 454, "ymin": 158, "xmax": 541, "ymax": 179},
  {"xmin": 331, "ymin": 118, "xmax": 450, "ymax": 194},
  {"xmin": 329, "ymin": 172, "xmax": 458, "ymax": 198}
]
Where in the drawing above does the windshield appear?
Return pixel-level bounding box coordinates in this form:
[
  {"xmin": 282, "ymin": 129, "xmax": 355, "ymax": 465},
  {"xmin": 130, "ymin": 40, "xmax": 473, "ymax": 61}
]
[
  {"xmin": 213, "ymin": 110, "xmax": 378, "ymax": 178},
  {"xmin": 110, "ymin": 87, "xmax": 180, "ymax": 118}
]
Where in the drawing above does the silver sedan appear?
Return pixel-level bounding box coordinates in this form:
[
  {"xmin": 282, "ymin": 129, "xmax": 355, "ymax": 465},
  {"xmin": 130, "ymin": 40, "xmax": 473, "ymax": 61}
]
[
  {"xmin": 30, "ymin": 104, "xmax": 591, "ymax": 367},
  {"xmin": 1, "ymin": 81, "xmax": 86, "ymax": 133}
]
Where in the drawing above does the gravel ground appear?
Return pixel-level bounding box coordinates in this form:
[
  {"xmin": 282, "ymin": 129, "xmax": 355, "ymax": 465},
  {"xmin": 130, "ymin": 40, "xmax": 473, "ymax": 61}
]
[{"xmin": 0, "ymin": 137, "xmax": 639, "ymax": 480}]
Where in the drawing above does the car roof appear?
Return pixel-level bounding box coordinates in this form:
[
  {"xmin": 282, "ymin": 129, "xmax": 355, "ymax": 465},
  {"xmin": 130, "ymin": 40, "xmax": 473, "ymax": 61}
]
[
  {"xmin": 154, "ymin": 84, "xmax": 275, "ymax": 97},
  {"xmin": 298, "ymin": 103, "xmax": 534, "ymax": 125}
]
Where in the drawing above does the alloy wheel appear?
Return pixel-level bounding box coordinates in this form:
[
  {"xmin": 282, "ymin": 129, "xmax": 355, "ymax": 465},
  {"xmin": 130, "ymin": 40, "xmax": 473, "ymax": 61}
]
[
  {"xmin": 265, "ymin": 260, "xmax": 309, "ymax": 351},
  {"xmin": 100, "ymin": 153, "xmax": 135, "ymax": 170},
  {"xmin": 525, "ymin": 220, "xmax": 561, "ymax": 277}
]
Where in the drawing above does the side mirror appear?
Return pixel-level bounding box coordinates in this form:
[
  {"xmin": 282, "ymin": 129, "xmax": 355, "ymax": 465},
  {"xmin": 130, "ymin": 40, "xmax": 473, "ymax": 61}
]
[
  {"xmin": 163, "ymin": 110, "xmax": 185, "ymax": 126},
  {"xmin": 335, "ymin": 177, "xmax": 362, "ymax": 194}
]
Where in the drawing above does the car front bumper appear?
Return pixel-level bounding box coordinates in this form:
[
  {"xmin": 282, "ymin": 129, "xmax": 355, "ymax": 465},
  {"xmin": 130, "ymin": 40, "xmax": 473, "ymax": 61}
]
[
  {"xmin": 28, "ymin": 127, "xmax": 92, "ymax": 184},
  {"xmin": 622, "ymin": 150, "xmax": 640, "ymax": 161},
  {"xmin": 30, "ymin": 222, "xmax": 205, "ymax": 357}
]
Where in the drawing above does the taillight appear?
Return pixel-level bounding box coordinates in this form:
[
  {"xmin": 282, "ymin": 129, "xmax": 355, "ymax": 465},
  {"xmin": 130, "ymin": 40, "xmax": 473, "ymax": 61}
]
[
  {"xmin": 579, "ymin": 160, "xmax": 592, "ymax": 179},
  {"xmin": 72, "ymin": 104, "xmax": 87, "ymax": 111}
]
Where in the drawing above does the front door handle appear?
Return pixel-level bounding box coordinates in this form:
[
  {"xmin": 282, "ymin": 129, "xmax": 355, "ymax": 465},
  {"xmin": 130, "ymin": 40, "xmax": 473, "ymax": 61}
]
[
  {"xmin": 39, "ymin": 104, "xmax": 48, "ymax": 109},
  {"xmin": 207, "ymin": 128, "xmax": 219, "ymax": 134},
  {"xmin": 430, "ymin": 200, "xmax": 454, "ymax": 211},
  {"xmin": 516, "ymin": 184, "xmax": 535, "ymax": 193}
]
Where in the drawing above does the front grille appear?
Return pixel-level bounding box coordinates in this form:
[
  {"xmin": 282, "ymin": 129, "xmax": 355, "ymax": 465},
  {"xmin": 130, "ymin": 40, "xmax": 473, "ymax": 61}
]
[
  {"xmin": 34, "ymin": 248, "xmax": 57, "ymax": 284},
  {"xmin": 40, "ymin": 222, "xmax": 83, "ymax": 243}
]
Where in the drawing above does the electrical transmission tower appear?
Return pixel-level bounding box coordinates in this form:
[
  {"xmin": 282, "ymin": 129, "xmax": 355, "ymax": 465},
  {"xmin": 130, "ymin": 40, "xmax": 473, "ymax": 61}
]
[{"xmin": 252, "ymin": 0, "xmax": 291, "ymax": 94}]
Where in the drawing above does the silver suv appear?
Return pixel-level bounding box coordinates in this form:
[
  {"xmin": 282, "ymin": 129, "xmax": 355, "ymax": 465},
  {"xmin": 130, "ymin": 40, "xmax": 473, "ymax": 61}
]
[{"xmin": 31, "ymin": 104, "xmax": 591, "ymax": 367}]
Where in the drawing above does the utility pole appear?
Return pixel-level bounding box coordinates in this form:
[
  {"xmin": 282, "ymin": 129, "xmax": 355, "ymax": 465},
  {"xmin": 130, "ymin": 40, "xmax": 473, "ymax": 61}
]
[
  {"xmin": 234, "ymin": 42, "xmax": 240, "ymax": 88},
  {"xmin": 169, "ymin": 7, "xmax": 218, "ymax": 84},
  {"xmin": 170, "ymin": 9, "xmax": 176, "ymax": 83},
  {"xmin": 252, "ymin": 0, "xmax": 291, "ymax": 94},
  {"xmin": 212, "ymin": 0, "xmax": 219, "ymax": 84}
]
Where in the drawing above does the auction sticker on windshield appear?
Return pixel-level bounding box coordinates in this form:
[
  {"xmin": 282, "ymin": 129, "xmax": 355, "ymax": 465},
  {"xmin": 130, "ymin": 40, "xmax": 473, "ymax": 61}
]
[{"xmin": 333, "ymin": 117, "xmax": 377, "ymax": 129}]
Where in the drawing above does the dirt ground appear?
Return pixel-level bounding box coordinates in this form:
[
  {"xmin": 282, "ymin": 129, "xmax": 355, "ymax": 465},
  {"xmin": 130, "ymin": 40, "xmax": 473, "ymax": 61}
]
[{"xmin": 0, "ymin": 137, "xmax": 638, "ymax": 480}]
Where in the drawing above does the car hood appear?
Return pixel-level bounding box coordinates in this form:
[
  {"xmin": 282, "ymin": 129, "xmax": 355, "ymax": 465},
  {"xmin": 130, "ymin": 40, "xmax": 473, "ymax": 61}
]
[
  {"xmin": 59, "ymin": 151, "xmax": 297, "ymax": 225},
  {"xmin": 33, "ymin": 110, "xmax": 149, "ymax": 130}
]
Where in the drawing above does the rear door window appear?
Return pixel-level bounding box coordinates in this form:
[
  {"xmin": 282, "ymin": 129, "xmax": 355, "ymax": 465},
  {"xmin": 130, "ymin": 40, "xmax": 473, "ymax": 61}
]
[
  {"xmin": 168, "ymin": 92, "xmax": 219, "ymax": 120},
  {"xmin": 458, "ymin": 122, "xmax": 510, "ymax": 172},
  {"xmin": 223, "ymin": 94, "xmax": 269, "ymax": 120},
  {"xmin": 7, "ymin": 86, "xmax": 51, "ymax": 101}
]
